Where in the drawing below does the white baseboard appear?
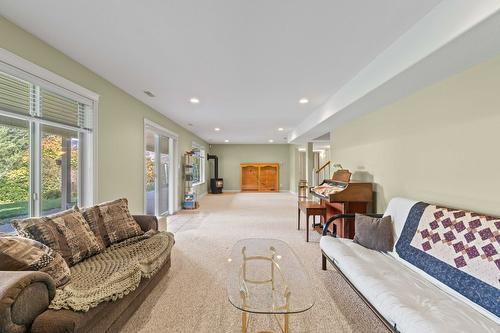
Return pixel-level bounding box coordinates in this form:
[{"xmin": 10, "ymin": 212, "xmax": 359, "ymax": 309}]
[{"xmin": 222, "ymin": 189, "xmax": 240, "ymax": 193}]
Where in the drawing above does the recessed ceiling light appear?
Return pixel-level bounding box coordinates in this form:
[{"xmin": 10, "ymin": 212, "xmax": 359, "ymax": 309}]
[
  {"xmin": 278, "ymin": 127, "xmax": 284, "ymax": 131},
  {"xmin": 268, "ymin": 139, "xmax": 274, "ymax": 143},
  {"xmin": 214, "ymin": 127, "xmax": 220, "ymax": 131},
  {"xmin": 144, "ymin": 90, "xmax": 155, "ymax": 97},
  {"xmin": 190, "ymin": 97, "xmax": 200, "ymax": 104},
  {"xmin": 224, "ymin": 139, "xmax": 229, "ymax": 143},
  {"xmin": 299, "ymin": 98, "xmax": 309, "ymax": 104},
  {"xmin": 188, "ymin": 123, "xmax": 193, "ymax": 127}
]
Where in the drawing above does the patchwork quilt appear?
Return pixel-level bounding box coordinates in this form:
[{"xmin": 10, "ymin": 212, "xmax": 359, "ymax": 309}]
[{"xmin": 396, "ymin": 202, "xmax": 500, "ymax": 317}]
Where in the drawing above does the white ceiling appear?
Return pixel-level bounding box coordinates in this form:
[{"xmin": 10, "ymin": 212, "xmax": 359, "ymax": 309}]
[
  {"xmin": 0, "ymin": 0, "xmax": 441, "ymax": 143},
  {"xmin": 289, "ymin": 1, "xmax": 500, "ymax": 143}
]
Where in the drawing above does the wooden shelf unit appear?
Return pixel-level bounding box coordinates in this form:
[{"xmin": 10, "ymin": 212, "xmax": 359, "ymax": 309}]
[{"xmin": 240, "ymin": 163, "xmax": 279, "ymax": 192}]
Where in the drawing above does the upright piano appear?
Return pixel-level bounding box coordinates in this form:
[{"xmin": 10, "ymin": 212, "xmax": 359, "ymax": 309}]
[{"xmin": 310, "ymin": 174, "xmax": 373, "ymax": 239}]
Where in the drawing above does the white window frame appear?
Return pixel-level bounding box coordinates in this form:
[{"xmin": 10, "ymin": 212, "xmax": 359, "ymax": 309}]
[
  {"xmin": 191, "ymin": 141, "xmax": 206, "ymax": 186},
  {"xmin": 0, "ymin": 48, "xmax": 99, "ymax": 209},
  {"xmin": 144, "ymin": 119, "xmax": 178, "ymax": 215}
]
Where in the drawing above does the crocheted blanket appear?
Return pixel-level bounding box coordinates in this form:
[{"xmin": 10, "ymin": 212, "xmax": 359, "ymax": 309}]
[
  {"xmin": 49, "ymin": 230, "xmax": 174, "ymax": 312},
  {"xmin": 396, "ymin": 202, "xmax": 500, "ymax": 317}
]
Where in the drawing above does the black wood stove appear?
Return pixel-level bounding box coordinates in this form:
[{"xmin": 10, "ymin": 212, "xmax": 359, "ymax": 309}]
[{"xmin": 207, "ymin": 154, "xmax": 223, "ymax": 194}]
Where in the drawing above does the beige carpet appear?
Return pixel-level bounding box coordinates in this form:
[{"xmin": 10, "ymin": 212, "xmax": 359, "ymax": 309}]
[{"xmin": 121, "ymin": 193, "xmax": 390, "ymax": 333}]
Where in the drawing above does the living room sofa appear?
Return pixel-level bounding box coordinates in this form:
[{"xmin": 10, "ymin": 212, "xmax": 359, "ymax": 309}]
[
  {"xmin": 0, "ymin": 215, "xmax": 172, "ymax": 333},
  {"xmin": 320, "ymin": 197, "xmax": 499, "ymax": 333}
]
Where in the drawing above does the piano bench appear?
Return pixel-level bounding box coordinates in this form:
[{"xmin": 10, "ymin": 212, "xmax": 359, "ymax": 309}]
[{"xmin": 298, "ymin": 200, "xmax": 327, "ymax": 242}]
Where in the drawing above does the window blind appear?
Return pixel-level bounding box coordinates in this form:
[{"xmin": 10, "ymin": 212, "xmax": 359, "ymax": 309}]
[
  {"xmin": 0, "ymin": 70, "xmax": 93, "ymax": 131},
  {"xmin": 40, "ymin": 89, "xmax": 79, "ymax": 126},
  {"xmin": 0, "ymin": 71, "xmax": 30, "ymax": 115}
]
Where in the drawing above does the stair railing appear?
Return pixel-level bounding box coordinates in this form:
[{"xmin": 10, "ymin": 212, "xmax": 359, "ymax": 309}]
[{"xmin": 315, "ymin": 161, "xmax": 331, "ymax": 185}]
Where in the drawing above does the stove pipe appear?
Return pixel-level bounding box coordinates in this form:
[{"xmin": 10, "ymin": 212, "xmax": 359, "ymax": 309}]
[{"xmin": 207, "ymin": 154, "xmax": 218, "ymax": 179}]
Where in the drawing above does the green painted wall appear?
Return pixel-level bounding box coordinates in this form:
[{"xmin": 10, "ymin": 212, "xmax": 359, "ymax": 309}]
[
  {"xmin": 0, "ymin": 17, "xmax": 208, "ymax": 213},
  {"xmin": 209, "ymin": 144, "xmax": 290, "ymax": 191},
  {"xmin": 331, "ymin": 54, "xmax": 500, "ymax": 215}
]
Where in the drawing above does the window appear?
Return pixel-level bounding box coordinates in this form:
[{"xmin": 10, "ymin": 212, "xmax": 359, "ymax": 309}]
[
  {"xmin": 192, "ymin": 145, "xmax": 205, "ymax": 185},
  {"xmin": 0, "ymin": 68, "xmax": 95, "ymax": 233}
]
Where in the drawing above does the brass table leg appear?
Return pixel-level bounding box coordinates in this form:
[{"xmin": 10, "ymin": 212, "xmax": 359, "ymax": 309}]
[{"xmin": 242, "ymin": 311, "xmax": 248, "ymax": 333}]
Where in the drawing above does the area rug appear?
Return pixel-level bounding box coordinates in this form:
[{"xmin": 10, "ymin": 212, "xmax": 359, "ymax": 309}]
[{"xmin": 121, "ymin": 193, "xmax": 389, "ymax": 333}]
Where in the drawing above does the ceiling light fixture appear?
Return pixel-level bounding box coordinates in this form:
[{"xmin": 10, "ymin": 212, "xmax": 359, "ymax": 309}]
[
  {"xmin": 214, "ymin": 127, "xmax": 220, "ymax": 131},
  {"xmin": 278, "ymin": 127, "xmax": 284, "ymax": 131},
  {"xmin": 224, "ymin": 139, "xmax": 229, "ymax": 143},
  {"xmin": 144, "ymin": 90, "xmax": 155, "ymax": 97},
  {"xmin": 299, "ymin": 98, "xmax": 309, "ymax": 104},
  {"xmin": 268, "ymin": 139, "xmax": 274, "ymax": 143},
  {"xmin": 190, "ymin": 97, "xmax": 200, "ymax": 104}
]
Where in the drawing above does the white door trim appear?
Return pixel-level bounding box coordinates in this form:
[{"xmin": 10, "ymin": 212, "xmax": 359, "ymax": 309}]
[{"xmin": 143, "ymin": 119, "xmax": 179, "ymax": 215}]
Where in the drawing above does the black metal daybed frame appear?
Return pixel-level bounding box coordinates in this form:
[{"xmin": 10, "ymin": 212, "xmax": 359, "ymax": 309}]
[{"xmin": 321, "ymin": 214, "xmax": 400, "ymax": 333}]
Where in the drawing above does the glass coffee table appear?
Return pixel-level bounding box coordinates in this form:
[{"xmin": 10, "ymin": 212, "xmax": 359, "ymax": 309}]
[{"xmin": 227, "ymin": 239, "xmax": 314, "ymax": 333}]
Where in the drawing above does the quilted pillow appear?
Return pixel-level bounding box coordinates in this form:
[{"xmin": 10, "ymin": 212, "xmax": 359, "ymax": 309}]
[
  {"xmin": 82, "ymin": 198, "xmax": 143, "ymax": 245},
  {"xmin": 0, "ymin": 234, "xmax": 71, "ymax": 287},
  {"xmin": 12, "ymin": 208, "xmax": 102, "ymax": 266}
]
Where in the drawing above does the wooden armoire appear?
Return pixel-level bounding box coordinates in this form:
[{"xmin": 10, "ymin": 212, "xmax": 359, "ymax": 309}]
[{"xmin": 240, "ymin": 163, "xmax": 279, "ymax": 192}]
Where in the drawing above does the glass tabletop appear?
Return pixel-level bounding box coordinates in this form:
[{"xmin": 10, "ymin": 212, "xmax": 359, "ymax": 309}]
[{"xmin": 226, "ymin": 238, "xmax": 314, "ymax": 315}]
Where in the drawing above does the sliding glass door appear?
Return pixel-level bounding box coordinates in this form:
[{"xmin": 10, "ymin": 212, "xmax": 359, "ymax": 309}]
[
  {"xmin": 145, "ymin": 123, "xmax": 176, "ymax": 216},
  {"xmin": 41, "ymin": 125, "xmax": 80, "ymax": 215},
  {"xmin": 145, "ymin": 130, "xmax": 156, "ymax": 215},
  {"xmin": 158, "ymin": 136, "xmax": 169, "ymax": 215}
]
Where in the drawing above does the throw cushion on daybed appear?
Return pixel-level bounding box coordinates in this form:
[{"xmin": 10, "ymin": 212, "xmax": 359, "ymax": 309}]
[
  {"xmin": 0, "ymin": 234, "xmax": 71, "ymax": 287},
  {"xmin": 12, "ymin": 209, "xmax": 102, "ymax": 266},
  {"xmin": 353, "ymin": 214, "xmax": 394, "ymax": 252},
  {"xmin": 81, "ymin": 198, "xmax": 143, "ymax": 247}
]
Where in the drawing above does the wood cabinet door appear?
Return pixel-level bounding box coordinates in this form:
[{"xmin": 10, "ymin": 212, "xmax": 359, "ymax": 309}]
[
  {"xmin": 241, "ymin": 165, "xmax": 259, "ymax": 191},
  {"xmin": 259, "ymin": 165, "xmax": 278, "ymax": 191},
  {"xmin": 240, "ymin": 163, "xmax": 279, "ymax": 192}
]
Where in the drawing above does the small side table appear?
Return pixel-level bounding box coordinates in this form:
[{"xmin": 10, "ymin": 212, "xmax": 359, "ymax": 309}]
[{"xmin": 298, "ymin": 200, "xmax": 327, "ymax": 242}]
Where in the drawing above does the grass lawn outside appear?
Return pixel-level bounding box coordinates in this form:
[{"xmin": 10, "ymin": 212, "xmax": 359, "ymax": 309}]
[{"xmin": 0, "ymin": 198, "xmax": 65, "ymax": 224}]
